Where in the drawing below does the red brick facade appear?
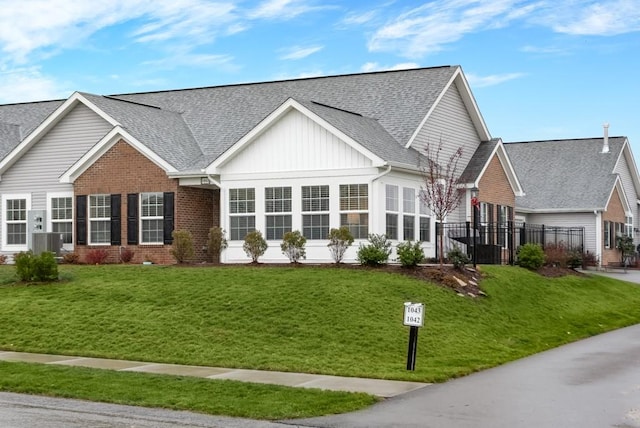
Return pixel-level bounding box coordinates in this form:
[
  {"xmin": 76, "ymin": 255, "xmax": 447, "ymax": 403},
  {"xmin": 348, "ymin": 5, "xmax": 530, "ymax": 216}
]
[
  {"xmin": 602, "ymin": 187, "xmax": 626, "ymax": 265},
  {"xmin": 477, "ymin": 154, "xmax": 516, "ymax": 213},
  {"xmin": 73, "ymin": 140, "xmax": 219, "ymax": 264}
]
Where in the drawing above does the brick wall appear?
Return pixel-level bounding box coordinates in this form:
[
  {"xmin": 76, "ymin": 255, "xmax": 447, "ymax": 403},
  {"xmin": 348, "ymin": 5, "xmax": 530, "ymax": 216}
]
[
  {"xmin": 477, "ymin": 154, "xmax": 515, "ymax": 211},
  {"xmin": 602, "ymin": 187, "xmax": 626, "ymax": 265},
  {"xmin": 73, "ymin": 139, "xmax": 219, "ymax": 264}
]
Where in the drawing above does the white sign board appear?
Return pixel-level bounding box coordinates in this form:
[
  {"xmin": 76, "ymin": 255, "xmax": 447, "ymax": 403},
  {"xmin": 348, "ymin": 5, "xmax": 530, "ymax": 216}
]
[{"xmin": 403, "ymin": 302, "xmax": 425, "ymax": 327}]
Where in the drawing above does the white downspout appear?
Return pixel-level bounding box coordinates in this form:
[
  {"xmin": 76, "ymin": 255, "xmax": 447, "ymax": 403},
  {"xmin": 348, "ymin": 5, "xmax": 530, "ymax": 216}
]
[
  {"xmin": 594, "ymin": 210, "xmax": 602, "ymax": 268},
  {"xmin": 370, "ymin": 165, "xmax": 392, "ymax": 237}
]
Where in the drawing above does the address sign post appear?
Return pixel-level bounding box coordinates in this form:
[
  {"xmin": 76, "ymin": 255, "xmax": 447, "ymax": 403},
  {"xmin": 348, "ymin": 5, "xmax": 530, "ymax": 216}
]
[{"xmin": 403, "ymin": 302, "xmax": 424, "ymax": 371}]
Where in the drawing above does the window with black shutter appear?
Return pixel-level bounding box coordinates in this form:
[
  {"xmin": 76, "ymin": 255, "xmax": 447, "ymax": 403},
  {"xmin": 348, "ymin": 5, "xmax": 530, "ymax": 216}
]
[{"xmin": 76, "ymin": 195, "xmax": 87, "ymax": 245}]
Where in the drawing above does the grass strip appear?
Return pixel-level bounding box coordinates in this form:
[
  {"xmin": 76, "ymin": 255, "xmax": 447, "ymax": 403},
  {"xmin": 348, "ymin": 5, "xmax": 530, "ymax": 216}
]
[{"xmin": 0, "ymin": 361, "xmax": 377, "ymax": 420}]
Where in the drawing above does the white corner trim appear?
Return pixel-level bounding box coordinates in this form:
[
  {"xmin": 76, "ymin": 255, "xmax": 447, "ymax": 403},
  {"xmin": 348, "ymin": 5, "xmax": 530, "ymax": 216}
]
[
  {"xmin": 59, "ymin": 126, "xmax": 177, "ymax": 183},
  {"xmin": 206, "ymin": 98, "xmax": 385, "ymax": 174},
  {"xmin": 0, "ymin": 92, "xmax": 120, "ymax": 177}
]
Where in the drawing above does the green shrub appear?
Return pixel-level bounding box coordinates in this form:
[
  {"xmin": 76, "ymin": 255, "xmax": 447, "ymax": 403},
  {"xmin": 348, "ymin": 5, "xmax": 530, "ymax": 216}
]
[
  {"xmin": 207, "ymin": 227, "xmax": 228, "ymax": 264},
  {"xmin": 396, "ymin": 241, "xmax": 424, "ymax": 267},
  {"xmin": 616, "ymin": 234, "xmax": 635, "ymax": 262},
  {"xmin": 15, "ymin": 251, "xmax": 58, "ymax": 282},
  {"xmin": 327, "ymin": 227, "xmax": 354, "ymax": 263},
  {"xmin": 171, "ymin": 230, "xmax": 195, "ymax": 264},
  {"xmin": 566, "ymin": 250, "xmax": 583, "ymax": 269},
  {"xmin": 280, "ymin": 230, "xmax": 306, "ymax": 263},
  {"xmin": 447, "ymin": 246, "xmax": 470, "ymax": 270},
  {"xmin": 243, "ymin": 230, "xmax": 268, "ymax": 263},
  {"xmin": 357, "ymin": 234, "xmax": 391, "ymax": 266},
  {"xmin": 518, "ymin": 243, "xmax": 545, "ymax": 270}
]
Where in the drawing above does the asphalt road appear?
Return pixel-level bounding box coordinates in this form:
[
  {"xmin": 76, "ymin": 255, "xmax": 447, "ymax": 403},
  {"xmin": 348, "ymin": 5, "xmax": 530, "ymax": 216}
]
[{"xmin": 291, "ymin": 323, "xmax": 640, "ymax": 428}]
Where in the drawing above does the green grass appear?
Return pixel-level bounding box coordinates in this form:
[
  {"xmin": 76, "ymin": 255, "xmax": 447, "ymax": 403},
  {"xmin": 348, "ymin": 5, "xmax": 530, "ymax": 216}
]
[
  {"xmin": 0, "ymin": 264, "xmax": 639, "ymax": 417},
  {"xmin": 0, "ymin": 361, "xmax": 376, "ymax": 420}
]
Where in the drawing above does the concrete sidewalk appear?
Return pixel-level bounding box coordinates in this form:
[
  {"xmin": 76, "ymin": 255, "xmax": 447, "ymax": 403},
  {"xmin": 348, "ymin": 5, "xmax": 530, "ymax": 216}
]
[{"xmin": 0, "ymin": 351, "xmax": 428, "ymax": 398}]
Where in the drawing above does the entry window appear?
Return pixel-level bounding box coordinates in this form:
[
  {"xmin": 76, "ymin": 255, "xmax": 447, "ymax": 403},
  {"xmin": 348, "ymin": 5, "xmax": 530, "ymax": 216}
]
[
  {"xmin": 141, "ymin": 193, "xmax": 164, "ymax": 244},
  {"xmin": 340, "ymin": 184, "xmax": 368, "ymax": 239},
  {"xmin": 51, "ymin": 197, "xmax": 73, "ymax": 244},
  {"xmin": 89, "ymin": 195, "xmax": 111, "ymax": 244}
]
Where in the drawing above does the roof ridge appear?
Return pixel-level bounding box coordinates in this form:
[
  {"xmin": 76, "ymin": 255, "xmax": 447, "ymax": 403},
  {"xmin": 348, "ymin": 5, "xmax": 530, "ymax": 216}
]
[
  {"xmin": 108, "ymin": 65, "xmax": 456, "ymax": 98},
  {"xmin": 102, "ymin": 95, "xmax": 164, "ymax": 111},
  {"xmin": 506, "ymin": 136, "xmax": 626, "ymax": 144},
  {"xmin": 310, "ymin": 100, "xmax": 363, "ymax": 117}
]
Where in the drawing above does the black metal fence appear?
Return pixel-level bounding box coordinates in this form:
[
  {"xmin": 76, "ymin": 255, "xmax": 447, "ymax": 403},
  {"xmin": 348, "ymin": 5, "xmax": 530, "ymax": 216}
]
[{"xmin": 436, "ymin": 222, "xmax": 585, "ymax": 265}]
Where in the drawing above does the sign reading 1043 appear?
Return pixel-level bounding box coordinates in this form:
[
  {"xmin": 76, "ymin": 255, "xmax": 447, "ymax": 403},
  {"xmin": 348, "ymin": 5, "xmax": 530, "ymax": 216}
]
[{"xmin": 403, "ymin": 302, "xmax": 425, "ymax": 327}]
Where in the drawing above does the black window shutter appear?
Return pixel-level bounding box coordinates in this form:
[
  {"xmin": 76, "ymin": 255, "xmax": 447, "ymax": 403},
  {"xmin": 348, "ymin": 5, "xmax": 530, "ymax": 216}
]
[
  {"xmin": 127, "ymin": 193, "xmax": 139, "ymax": 245},
  {"xmin": 76, "ymin": 195, "xmax": 87, "ymax": 245},
  {"xmin": 110, "ymin": 194, "xmax": 121, "ymax": 246},
  {"xmin": 163, "ymin": 192, "xmax": 175, "ymax": 244}
]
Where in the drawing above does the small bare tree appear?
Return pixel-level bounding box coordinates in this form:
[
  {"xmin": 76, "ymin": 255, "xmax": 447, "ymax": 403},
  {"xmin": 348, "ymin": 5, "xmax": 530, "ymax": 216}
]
[{"xmin": 419, "ymin": 140, "xmax": 464, "ymax": 266}]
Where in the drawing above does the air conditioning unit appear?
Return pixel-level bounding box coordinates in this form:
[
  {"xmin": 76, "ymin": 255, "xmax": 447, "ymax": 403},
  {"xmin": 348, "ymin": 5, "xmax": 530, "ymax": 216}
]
[{"xmin": 32, "ymin": 233, "xmax": 63, "ymax": 256}]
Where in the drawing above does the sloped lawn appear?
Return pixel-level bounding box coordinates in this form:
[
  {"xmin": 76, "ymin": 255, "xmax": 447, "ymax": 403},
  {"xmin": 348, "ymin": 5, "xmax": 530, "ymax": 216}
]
[{"xmin": 0, "ymin": 264, "xmax": 639, "ymax": 418}]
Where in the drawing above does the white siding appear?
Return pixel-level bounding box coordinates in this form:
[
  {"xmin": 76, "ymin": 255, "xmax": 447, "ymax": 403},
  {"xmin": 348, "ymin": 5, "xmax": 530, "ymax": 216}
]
[
  {"xmin": 527, "ymin": 212, "xmax": 597, "ymax": 254},
  {"xmin": 223, "ymin": 109, "xmax": 372, "ymax": 174},
  {"xmin": 0, "ymin": 104, "xmax": 112, "ymax": 250},
  {"xmin": 614, "ymin": 152, "xmax": 639, "ymax": 239},
  {"xmin": 411, "ymin": 83, "xmax": 482, "ymax": 174}
]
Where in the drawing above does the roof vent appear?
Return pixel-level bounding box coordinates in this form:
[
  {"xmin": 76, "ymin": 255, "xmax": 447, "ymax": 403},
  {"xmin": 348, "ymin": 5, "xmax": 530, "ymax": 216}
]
[{"xmin": 602, "ymin": 123, "xmax": 610, "ymax": 153}]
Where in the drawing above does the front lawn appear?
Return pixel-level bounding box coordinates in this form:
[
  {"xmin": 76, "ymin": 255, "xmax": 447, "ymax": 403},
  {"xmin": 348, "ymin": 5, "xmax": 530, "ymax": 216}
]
[{"xmin": 0, "ymin": 264, "xmax": 639, "ymax": 418}]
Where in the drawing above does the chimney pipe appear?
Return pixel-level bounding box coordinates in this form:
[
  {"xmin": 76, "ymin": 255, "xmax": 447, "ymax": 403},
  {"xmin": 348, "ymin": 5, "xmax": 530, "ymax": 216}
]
[{"xmin": 602, "ymin": 123, "xmax": 609, "ymax": 153}]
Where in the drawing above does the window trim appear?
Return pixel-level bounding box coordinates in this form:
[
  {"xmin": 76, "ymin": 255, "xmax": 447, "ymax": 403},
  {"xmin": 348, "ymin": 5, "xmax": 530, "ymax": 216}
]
[
  {"xmin": 47, "ymin": 191, "xmax": 74, "ymax": 249},
  {"xmin": 2, "ymin": 193, "xmax": 30, "ymax": 251},
  {"xmin": 89, "ymin": 194, "xmax": 111, "ymax": 246},
  {"xmin": 385, "ymin": 185, "xmax": 399, "ymax": 240},
  {"xmin": 229, "ymin": 188, "xmax": 256, "ymax": 241},
  {"xmin": 265, "ymin": 186, "xmax": 292, "ymax": 241},
  {"xmin": 302, "ymin": 185, "xmax": 330, "ymax": 240},
  {"xmin": 339, "ymin": 184, "xmax": 368, "ymax": 239},
  {"xmin": 140, "ymin": 192, "xmax": 164, "ymax": 245}
]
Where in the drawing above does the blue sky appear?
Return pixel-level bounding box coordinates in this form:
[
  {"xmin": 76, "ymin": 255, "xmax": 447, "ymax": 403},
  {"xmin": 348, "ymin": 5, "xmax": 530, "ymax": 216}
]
[{"xmin": 0, "ymin": 0, "xmax": 638, "ymax": 152}]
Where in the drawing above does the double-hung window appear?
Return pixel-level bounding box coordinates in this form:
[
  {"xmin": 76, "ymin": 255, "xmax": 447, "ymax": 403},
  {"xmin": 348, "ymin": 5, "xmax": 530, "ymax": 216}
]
[
  {"xmin": 89, "ymin": 195, "xmax": 111, "ymax": 244},
  {"xmin": 229, "ymin": 188, "xmax": 255, "ymax": 240},
  {"xmin": 265, "ymin": 187, "xmax": 292, "ymax": 240},
  {"xmin": 141, "ymin": 192, "xmax": 163, "ymax": 244},
  {"xmin": 51, "ymin": 196, "xmax": 73, "ymax": 244},
  {"xmin": 625, "ymin": 216, "xmax": 634, "ymax": 238},
  {"xmin": 418, "ymin": 191, "xmax": 431, "ymax": 242},
  {"xmin": 340, "ymin": 184, "xmax": 368, "ymax": 239},
  {"xmin": 5, "ymin": 197, "xmax": 27, "ymax": 246},
  {"xmin": 403, "ymin": 187, "xmax": 415, "ymax": 241},
  {"xmin": 385, "ymin": 185, "xmax": 399, "ymax": 240},
  {"xmin": 302, "ymin": 185, "xmax": 329, "ymax": 239}
]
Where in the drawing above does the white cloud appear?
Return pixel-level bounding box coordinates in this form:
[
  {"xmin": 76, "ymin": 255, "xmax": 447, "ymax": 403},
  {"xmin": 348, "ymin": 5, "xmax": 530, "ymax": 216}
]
[
  {"xmin": 341, "ymin": 10, "xmax": 378, "ymax": 26},
  {"xmin": 361, "ymin": 62, "xmax": 420, "ymax": 73},
  {"xmin": 248, "ymin": 0, "xmax": 329, "ymax": 20},
  {"xmin": 0, "ymin": 0, "xmax": 239, "ymax": 64},
  {"xmin": 0, "ymin": 67, "xmax": 68, "ymax": 103},
  {"xmin": 143, "ymin": 51, "xmax": 239, "ymax": 71},
  {"xmin": 520, "ymin": 45, "xmax": 570, "ymax": 55},
  {"xmin": 368, "ymin": 0, "xmax": 537, "ymax": 58},
  {"xmin": 279, "ymin": 45, "xmax": 323, "ymax": 60},
  {"xmin": 537, "ymin": 0, "xmax": 640, "ymax": 36},
  {"xmin": 466, "ymin": 72, "xmax": 526, "ymax": 88}
]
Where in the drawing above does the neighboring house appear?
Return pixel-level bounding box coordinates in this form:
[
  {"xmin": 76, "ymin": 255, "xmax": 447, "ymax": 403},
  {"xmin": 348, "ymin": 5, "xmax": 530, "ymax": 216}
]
[
  {"xmin": 0, "ymin": 66, "xmax": 520, "ymax": 264},
  {"xmin": 504, "ymin": 128, "xmax": 640, "ymax": 266}
]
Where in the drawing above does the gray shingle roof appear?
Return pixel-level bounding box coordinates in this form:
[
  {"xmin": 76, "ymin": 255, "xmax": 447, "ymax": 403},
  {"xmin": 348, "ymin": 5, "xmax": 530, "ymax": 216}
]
[
  {"xmin": 0, "ymin": 66, "xmax": 458, "ymax": 172},
  {"xmin": 0, "ymin": 99, "xmax": 63, "ymax": 158},
  {"xmin": 504, "ymin": 137, "xmax": 626, "ymax": 211},
  {"xmin": 459, "ymin": 138, "xmax": 500, "ymax": 184}
]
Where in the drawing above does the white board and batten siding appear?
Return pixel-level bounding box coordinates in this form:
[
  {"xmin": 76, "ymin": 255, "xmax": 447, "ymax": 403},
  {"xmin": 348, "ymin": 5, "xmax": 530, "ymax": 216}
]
[
  {"xmin": 410, "ymin": 83, "xmax": 482, "ymax": 178},
  {"xmin": 0, "ymin": 104, "xmax": 112, "ymax": 250},
  {"xmin": 223, "ymin": 109, "xmax": 372, "ymax": 176}
]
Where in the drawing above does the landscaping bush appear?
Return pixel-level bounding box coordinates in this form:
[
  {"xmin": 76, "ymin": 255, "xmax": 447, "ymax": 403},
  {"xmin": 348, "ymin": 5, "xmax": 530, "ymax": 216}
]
[
  {"xmin": 119, "ymin": 247, "xmax": 135, "ymax": 263},
  {"xmin": 581, "ymin": 250, "xmax": 598, "ymax": 268},
  {"xmin": 85, "ymin": 249, "xmax": 109, "ymax": 265},
  {"xmin": 357, "ymin": 234, "xmax": 391, "ymax": 266},
  {"xmin": 280, "ymin": 230, "xmax": 306, "ymax": 263},
  {"xmin": 243, "ymin": 230, "xmax": 268, "ymax": 263},
  {"xmin": 396, "ymin": 241, "xmax": 424, "ymax": 267},
  {"xmin": 616, "ymin": 234, "xmax": 635, "ymax": 262},
  {"xmin": 543, "ymin": 242, "xmax": 568, "ymax": 267},
  {"xmin": 566, "ymin": 250, "xmax": 583, "ymax": 269},
  {"xmin": 171, "ymin": 230, "xmax": 194, "ymax": 264},
  {"xmin": 207, "ymin": 227, "xmax": 228, "ymax": 264},
  {"xmin": 62, "ymin": 252, "xmax": 80, "ymax": 264},
  {"xmin": 518, "ymin": 243, "xmax": 545, "ymax": 270},
  {"xmin": 327, "ymin": 226, "xmax": 354, "ymax": 263},
  {"xmin": 446, "ymin": 246, "xmax": 470, "ymax": 270},
  {"xmin": 14, "ymin": 251, "xmax": 58, "ymax": 282},
  {"xmin": 0, "ymin": 254, "xmax": 6, "ymax": 264}
]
